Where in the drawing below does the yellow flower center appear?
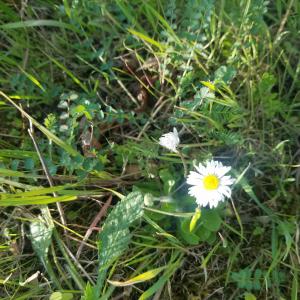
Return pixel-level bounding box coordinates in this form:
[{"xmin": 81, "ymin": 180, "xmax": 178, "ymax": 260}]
[{"xmin": 203, "ymin": 174, "xmax": 220, "ymax": 190}]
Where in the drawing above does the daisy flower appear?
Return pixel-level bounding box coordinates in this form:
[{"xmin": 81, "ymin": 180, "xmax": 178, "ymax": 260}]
[
  {"xmin": 187, "ymin": 160, "xmax": 234, "ymax": 208},
  {"xmin": 159, "ymin": 128, "xmax": 180, "ymax": 153}
]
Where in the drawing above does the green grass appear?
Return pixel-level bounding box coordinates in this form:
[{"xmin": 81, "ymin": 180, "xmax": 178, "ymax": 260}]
[{"xmin": 0, "ymin": 1, "xmax": 299, "ymax": 299}]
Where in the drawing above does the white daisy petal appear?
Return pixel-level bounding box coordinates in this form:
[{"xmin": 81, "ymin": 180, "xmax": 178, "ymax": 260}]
[
  {"xmin": 221, "ymin": 176, "xmax": 235, "ymax": 185},
  {"xmin": 195, "ymin": 196, "xmax": 209, "ymax": 207},
  {"xmin": 216, "ymin": 166, "xmax": 231, "ymax": 178},
  {"xmin": 219, "ymin": 186, "xmax": 231, "ymax": 198},
  {"xmin": 195, "ymin": 163, "xmax": 207, "ymax": 176},
  {"xmin": 207, "ymin": 192, "xmax": 220, "ymax": 208},
  {"xmin": 187, "ymin": 171, "xmax": 204, "ymax": 186},
  {"xmin": 206, "ymin": 160, "xmax": 215, "ymax": 173},
  {"xmin": 186, "ymin": 160, "xmax": 234, "ymax": 208},
  {"xmin": 210, "ymin": 198, "xmax": 219, "ymax": 208},
  {"xmin": 188, "ymin": 185, "xmax": 200, "ymax": 197}
]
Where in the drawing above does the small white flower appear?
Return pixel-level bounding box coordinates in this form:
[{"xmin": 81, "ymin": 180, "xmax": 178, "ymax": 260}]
[
  {"xmin": 187, "ymin": 160, "xmax": 234, "ymax": 208},
  {"xmin": 159, "ymin": 128, "xmax": 180, "ymax": 153}
]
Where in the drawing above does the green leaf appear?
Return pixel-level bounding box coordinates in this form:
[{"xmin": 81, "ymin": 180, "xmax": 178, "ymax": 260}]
[
  {"xmin": 253, "ymin": 269, "xmax": 262, "ymax": 290},
  {"xmin": 202, "ymin": 209, "xmax": 222, "ymax": 232},
  {"xmin": 144, "ymin": 214, "xmax": 182, "ymax": 247},
  {"xmin": 231, "ymin": 268, "xmax": 253, "ymax": 290},
  {"xmin": 0, "ymin": 194, "xmax": 77, "ymax": 206},
  {"xmin": 214, "ymin": 65, "xmax": 236, "ymax": 83},
  {"xmin": 24, "ymin": 157, "xmax": 35, "ymax": 170},
  {"xmin": 92, "ymin": 191, "xmax": 144, "ymax": 297},
  {"xmin": 195, "ymin": 225, "xmax": 211, "ymax": 242},
  {"xmin": 206, "ymin": 232, "xmax": 217, "ymax": 245},
  {"xmin": 179, "ymin": 219, "xmax": 200, "ymax": 245},
  {"xmin": 159, "ymin": 168, "xmax": 176, "ymax": 194}
]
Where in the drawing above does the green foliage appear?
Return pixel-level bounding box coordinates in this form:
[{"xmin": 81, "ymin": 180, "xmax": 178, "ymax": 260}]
[
  {"xmin": 179, "ymin": 218, "xmax": 201, "ymax": 245},
  {"xmin": 231, "ymin": 268, "xmax": 262, "ymax": 291},
  {"xmin": 231, "ymin": 267, "xmax": 286, "ymax": 292},
  {"xmin": 174, "ymin": 86, "xmax": 215, "ymax": 117},
  {"xmin": 178, "ymin": 208, "xmax": 222, "ymax": 245},
  {"xmin": 159, "ymin": 167, "xmax": 181, "ymax": 194},
  {"xmin": 0, "ymin": 186, "xmax": 77, "ymax": 206},
  {"xmin": 84, "ymin": 191, "xmax": 144, "ymax": 299},
  {"xmin": 214, "ymin": 66, "xmax": 237, "ymax": 84},
  {"xmin": 201, "ymin": 209, "xmax": 222, "ymax": 231},
  {"xmin": 254, "ymin": 72, "xmax": 284, "ymax": 118},
  {"xmin": 179, "ymin": 0, "xmax": 214, "ymax": 37},
  {"xmin": 0, "ymin": 1, "xmax": 299, "ymax": 299},
  {"xmin": 138, "ymin": 251, "xmax": 183, "ymax": 300}
]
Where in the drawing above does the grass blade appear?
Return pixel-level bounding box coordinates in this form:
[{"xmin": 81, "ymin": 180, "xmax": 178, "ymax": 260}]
[
  {"xmin": 108, "ymin": 266, "xmax": 166, "ymax": 287},
  {"xmin": 0, "ymin": 19, "xmax": 80, "ymax": 33}
]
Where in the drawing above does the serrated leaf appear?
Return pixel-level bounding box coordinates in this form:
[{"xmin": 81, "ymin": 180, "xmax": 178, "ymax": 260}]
[{"xmin": 94, "ymin": 191, "xmax": 144, "ymax": 296}]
